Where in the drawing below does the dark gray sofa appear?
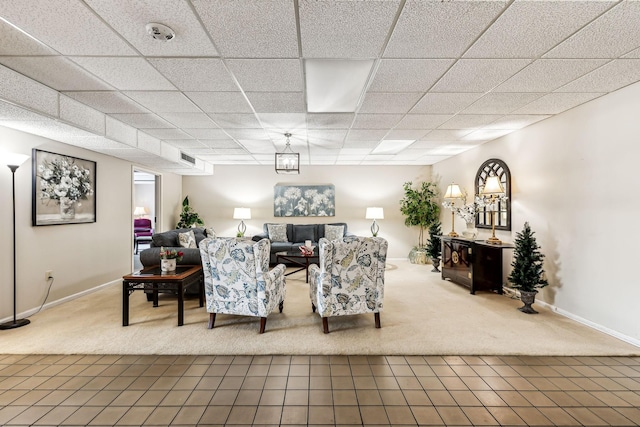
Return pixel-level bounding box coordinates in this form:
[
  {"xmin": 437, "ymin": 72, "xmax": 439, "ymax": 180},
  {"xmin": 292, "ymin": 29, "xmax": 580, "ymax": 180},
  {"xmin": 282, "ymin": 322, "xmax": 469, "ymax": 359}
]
[
  {"xmin": 252, "ymin": 222, "xmax": 350, "ymax": 264},
  {"xmin": 139, "ymin": 227, "xmax": 210, "ymax": 267}
]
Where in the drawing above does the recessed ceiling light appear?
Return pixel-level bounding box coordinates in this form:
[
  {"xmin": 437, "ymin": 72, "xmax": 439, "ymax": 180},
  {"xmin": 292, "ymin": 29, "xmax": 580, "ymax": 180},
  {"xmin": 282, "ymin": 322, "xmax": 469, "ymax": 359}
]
[
  {"xmin": 305, "ymin": 59, "xmax": 374, "ymax": 113},
  {"xmin": 145, "ymin": 22, "xmax": 175, "ymax": 42},
  {"xmin": 371, "ymin": 140, "xmax": 415, "ymax": 155}
]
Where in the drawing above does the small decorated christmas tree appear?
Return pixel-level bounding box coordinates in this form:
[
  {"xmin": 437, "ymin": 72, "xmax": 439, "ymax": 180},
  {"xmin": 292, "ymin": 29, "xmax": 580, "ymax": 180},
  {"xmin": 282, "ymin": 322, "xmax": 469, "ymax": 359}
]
[
  {"xmin": 426, "ymin": 220, "xmax": 442, "ymax": 272},
  {"xmin": 508, "ymin": 222, "xmax": 548, "ymax": 313}
]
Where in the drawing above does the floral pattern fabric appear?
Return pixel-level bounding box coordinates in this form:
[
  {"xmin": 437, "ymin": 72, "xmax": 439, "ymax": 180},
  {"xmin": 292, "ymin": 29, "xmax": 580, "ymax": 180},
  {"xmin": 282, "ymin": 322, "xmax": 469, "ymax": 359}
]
[
  {"xmin": 309, "ymin": 236, "xmax": 388, "ymax": 318},
  {"xmin": 200, "ymin": 237, "xmax": 286, "ymax": 319},
  {"xmin": 267, "ymin": 224, "xmax": 288, "ymax": 242},
  {"xmin": 178, "ymin": 230, "xmax": 197, "ymax": 248},
  {"xmin": 324, "ymin": 224, "xmax": 344, "ymax": 241}
]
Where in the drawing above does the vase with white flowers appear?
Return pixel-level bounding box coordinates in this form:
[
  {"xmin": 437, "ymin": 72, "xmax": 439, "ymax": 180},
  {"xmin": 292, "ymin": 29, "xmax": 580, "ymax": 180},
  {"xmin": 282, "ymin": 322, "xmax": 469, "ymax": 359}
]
[
  {"xmin": 37, "ymin": 155, "xmax": 93, "ymax": 219},
  {"xmin": 442, "ymin": 192, "xmax": 485, "ymax": 239}
]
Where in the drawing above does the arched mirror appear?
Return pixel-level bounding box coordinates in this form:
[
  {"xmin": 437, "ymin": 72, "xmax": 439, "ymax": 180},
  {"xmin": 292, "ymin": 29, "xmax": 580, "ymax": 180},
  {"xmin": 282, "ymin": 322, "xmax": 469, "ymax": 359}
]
[{"xmin": 475, "ymin": 159, "xmax": 511, "ymax": 231}]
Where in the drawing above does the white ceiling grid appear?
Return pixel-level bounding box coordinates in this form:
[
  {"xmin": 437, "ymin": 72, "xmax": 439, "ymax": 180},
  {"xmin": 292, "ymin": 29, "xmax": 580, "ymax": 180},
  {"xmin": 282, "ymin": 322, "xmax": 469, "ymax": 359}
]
[{"xmin": 0, "ymin": 0, "xmax": 638, "ymax": 174}]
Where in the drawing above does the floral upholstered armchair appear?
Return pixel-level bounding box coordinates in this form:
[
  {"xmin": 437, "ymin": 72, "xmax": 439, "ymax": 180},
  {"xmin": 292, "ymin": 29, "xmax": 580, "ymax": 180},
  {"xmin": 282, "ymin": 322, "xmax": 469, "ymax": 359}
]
[
  {"xmin": 199, "ymin": 237, "xmax": 286, "ymax": 334},
  {"xmin": 309, "ymin": 236, "xmax": 388, "ymax": 334}
]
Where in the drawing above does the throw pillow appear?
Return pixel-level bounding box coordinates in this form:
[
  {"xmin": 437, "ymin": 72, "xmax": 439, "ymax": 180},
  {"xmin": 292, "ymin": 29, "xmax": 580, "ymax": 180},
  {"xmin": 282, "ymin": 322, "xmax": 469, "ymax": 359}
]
[
  {"xmin": 293, "ymin": 224, "xmax": 316, "ymax": 243},
  {"xmin": 325, "ymin": 224, "xmax": 344, "ymax": 241},
  {"xmin": 205, "ymin": 227, "xmax": 216, "ymax": 238},
  {"xmin": 178, "ymin": 230, "xmax": 197, "ymax": 248},
  {"xmin": 267, "ymin": 224, "xmax": 289, "ymax": 243}
]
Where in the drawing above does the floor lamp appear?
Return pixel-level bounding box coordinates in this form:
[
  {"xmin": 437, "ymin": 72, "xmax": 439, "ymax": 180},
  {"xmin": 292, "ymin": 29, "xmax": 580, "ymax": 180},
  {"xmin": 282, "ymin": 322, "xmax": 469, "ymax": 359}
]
[{"xmin": 0, "ymin": 152, "xmax": 30, "ymax": 330}]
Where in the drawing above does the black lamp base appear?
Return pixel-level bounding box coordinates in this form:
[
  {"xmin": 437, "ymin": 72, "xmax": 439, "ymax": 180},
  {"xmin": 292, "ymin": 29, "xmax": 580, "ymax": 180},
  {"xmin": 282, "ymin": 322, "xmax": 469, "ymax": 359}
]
[{"xmin": 0, "ymin": 318, "xmax": 30, "ymax": 330}]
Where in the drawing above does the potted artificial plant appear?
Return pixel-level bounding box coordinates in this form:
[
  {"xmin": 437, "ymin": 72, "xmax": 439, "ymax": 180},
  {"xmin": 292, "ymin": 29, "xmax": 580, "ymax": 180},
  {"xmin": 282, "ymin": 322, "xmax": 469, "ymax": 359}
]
[
  {"xmin": 508, "ymin": 222, "xmax": 548, "ymax": 314},
  {"xmin": 399, "ymin": 181, "xmax": 440, "ymax": 264},
  {"xmin": 426, "ymin": 220, "xmax": 442, "ymax": 272},
  {"xmin": 176, "ymin": 196, "xmax": 205, "ymax": 229}
]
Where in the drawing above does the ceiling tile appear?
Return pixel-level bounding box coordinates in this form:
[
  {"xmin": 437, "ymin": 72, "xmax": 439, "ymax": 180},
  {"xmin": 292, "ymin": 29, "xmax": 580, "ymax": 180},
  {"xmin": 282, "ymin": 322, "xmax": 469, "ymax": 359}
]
[
  {"xmin": 410, "ymin": 93, "xmax": 483, "ymax": 114},
  {"xmin": 141, "ymin": 128, "xmax": 194, "ymax": 140},
  {"xmin": 544, "ymin": 1, "xmax": 640, "ymax": 59},
  {"xmin": 555, "ymin": 59, "xmax": 640, "ymax": 93},
  {"xmin": 69, "ymin": 57, "xmax": 175, "ymax": 90},
  {"xmin": 192, "ymin": 0, "xmax": 298, "ymax": 58},
  {"xmin": 237, "ymin": 140, "xmax": 276, "ymax": 154},
  {"xmin": 465, "ymin": 1, "xmax": 615, "ymax": 59},
  {"xmin": 245, "ymin": 92, "xmax": 306, "ymax": 113},
  {"xmin": 0, "ymin": 18, "xmax": 57, "ymax": 55},
  {"xmin": 84, "ymin": 0, "xmax": 218, "ymax": 56},
  {"xmin": 227, "ymin": 59, "xmax": 303, "ymax": 92},
  {"xmin": 105, "ymin": 116, "xmax": 136, "ymax": 146},
  {"xmin": 299, "ymin": 0, "xmax": 400, "ymax": 58},
  {"xmin": 385, "ymin": 0, "xmax": 506, "ymax": 58},
  {"xmin": 123, "ymin": 91, "xmax": 200, "ymax": 113},
  {"xmin": 306, "ymin": 113, "xmax": 354, "ymax": 129},
  {"xmin": 209, "ymin": 113, "xmax": 262, "ymax": 129},
  {"xmin": 369, "ymin": 59, "xmax": 454, "ymax": 92},
  {"xmin": 0, "ymin": 65, "xmax": 59, "ymax": 116},
  {"xmin": 461, "ymin": 93, "xmax": 545, "ymax": 115},
  {"xmin": 257, "ymin": 113, "xmax": 307, "ymax": 130},
  {"xmin": 384, "ymin": 129, "xmax": 428, "ymax": 140},
  {"xmin": 514, "ymin": 92, "xmax": 604, "ymax": 115},
  {"xmin": 200, "ymin": 139, "xmax": 243, "ymax": 149},
  {"xmin": 225, "ymin": 128, "xmax": 270, "ymax": 140},
  {"xmin": 483, "ymin": 115, "xmax": 550, "ymax": 130},
  {"xmin": 184, "ymin": 129, "xmax": 230, "ymax": 139},
  {"xmin": 438, "ymin": 114, "xmax": 503, "ymax": 130},
  {"xmin": 431, "ymin": 59, "xmax": 531, "ymax": 92},
  {"xmin": 108, "ymin": 113, "xmax": 172, "ymax": 129},
  {"xmin": 352, "ymin": 114, "xmax": 402, "ymax": 129},
  {"xmin": 149, "ymin": 59, "xmax": 237, "ymax": 91},
  {"xmin": 345, "ymin": 129, "xmax": 388, "ymax": 141},
  {"xmin": 495, "ymin": 59, "xmax": 608, "ymax": 93},
  {"xmin": 186, "ymin": 92, "xmax": 253, "ymax": 113},
  {"xmin": 359, "ymin": 93, "xmax": 423, "ymax": 114},
  {"xmin": 0, "ymin": 56, "xmax": 113, "ymax": 91},
  {"xmin": 156, "ymin": 112, "xmax": 218, "ymax": 129},
  {"xmin": 63, "ymin": 91, "xmax": 148, "ymax": 114},
  {"xmin": 0, "ymin": 0, "xmax": 136, "ymax": 55},
  {"xmin": 394, "ymin": 114, "xmax": 452, "ymax": 130},
  {"xmin": 307, "ymin": 129, "xmax": 347, "ymax": 146},
  {"xmin": 59, "ymin": 95, "xmax": 105, "ymax": 134},
  {"xmin": 0, "ymin": 100, "xmax": 48, "ymax": 121},
  {"xmin": 137, "ymin": 132, "xmax": 162, "ymax": 155}
]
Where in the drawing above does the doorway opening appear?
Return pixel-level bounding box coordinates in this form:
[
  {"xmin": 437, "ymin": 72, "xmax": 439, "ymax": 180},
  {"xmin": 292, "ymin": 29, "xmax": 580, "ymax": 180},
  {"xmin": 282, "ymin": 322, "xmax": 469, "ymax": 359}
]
[{"xmin": 133, "ymin": 169, "xmax": 160, "ymax": 270}]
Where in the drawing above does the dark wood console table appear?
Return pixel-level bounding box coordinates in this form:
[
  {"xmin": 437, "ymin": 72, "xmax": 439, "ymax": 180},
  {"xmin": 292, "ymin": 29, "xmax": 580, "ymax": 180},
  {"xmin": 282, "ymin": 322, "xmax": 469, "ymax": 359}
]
[{"xmin": 440, "ymin": 236, "xmax": 513, "ymax": 294}]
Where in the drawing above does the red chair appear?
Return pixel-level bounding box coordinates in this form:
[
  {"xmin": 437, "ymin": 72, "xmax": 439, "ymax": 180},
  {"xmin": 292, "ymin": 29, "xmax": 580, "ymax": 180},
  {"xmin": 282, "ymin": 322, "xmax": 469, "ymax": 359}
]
[{"xmin": 134, "ymin": 218, "xmax": 153, "ymax": 254}]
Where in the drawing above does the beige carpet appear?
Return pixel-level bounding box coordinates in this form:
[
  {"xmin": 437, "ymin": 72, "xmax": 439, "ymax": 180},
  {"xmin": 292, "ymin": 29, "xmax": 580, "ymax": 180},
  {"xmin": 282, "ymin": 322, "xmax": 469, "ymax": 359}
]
[{"xmin": 2, "ymin": 260, "xmax": 638, "ymax": 356}]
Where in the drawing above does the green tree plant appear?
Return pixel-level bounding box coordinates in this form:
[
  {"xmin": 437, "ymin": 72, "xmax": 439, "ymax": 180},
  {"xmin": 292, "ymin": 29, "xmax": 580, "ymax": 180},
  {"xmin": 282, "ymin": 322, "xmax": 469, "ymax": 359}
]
[
  {"xmin": 176, "ymin": 196, "xmax": 204, "ymax": 229},
  {"xmin": 399, "ymin": 181, "xmax": 440, "ymax": 248},
  {"xmin": 425, "ymin": 220, "xmax": 442, "ymax": 260},
  {"xmin": 508, "ymin": 222, "xmax": 548, "ymax": 292}
]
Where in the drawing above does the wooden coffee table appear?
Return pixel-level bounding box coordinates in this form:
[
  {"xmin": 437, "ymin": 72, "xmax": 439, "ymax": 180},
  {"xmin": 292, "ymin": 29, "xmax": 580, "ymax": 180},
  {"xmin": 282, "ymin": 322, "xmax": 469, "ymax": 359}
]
[
  {"xmin": 276, "ymin": 250, "xmax": 319, "ymax": 283},
  {"xmin": 122, "ymin": 265, "xmax": 204, "ymax": 326}
]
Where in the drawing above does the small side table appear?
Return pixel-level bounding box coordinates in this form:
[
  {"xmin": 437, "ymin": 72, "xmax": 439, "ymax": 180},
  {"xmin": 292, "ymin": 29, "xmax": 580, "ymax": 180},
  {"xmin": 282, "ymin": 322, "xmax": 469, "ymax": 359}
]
[
  {"xmin": 276, "ymin": 251, "xmax": 319, "ymax": 283},
  {"xmin": 122, "ymin": 265, "xmax": 204, "ymax": 326}
]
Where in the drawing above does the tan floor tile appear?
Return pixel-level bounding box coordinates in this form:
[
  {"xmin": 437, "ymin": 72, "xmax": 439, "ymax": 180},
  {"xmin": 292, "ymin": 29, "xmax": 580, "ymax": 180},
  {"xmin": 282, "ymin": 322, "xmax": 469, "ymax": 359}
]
[
  {"xmin": 548, "ymin": 376, "xmax": 583, "ymax": 391},
  {"xmin": 127, "ymin": 376, "xmax": 157, "ymax": 390},
  {"xmin": 410, "ymin": 365, "xmax": 436, "ymax": 376},
  {"xmin": 450, "ymin": 390, "xmax": 482, "ymax": 406},
  {"xmin": 402, "ymin": 390, "xmax": 431, "ymax": 406},
  {"xmin": 426, "ymin": 390, "xmax": 456, "ymax": 406},
  {"xmin": 436, "ymin": 406, "xmax": 472, "ymax": 425},
  {"xmin": 472, "ymin": 390, "xmax": 507, "ymax": 407},
  {"xmin": 281, "ymin": 405, "xmax": 308, "ymax": 424},
  {"xmin": 397, "ymin": 376, "xmax": 422, "ymax": 390},
  {"xmin": 268, "ymin": 364, "xmax": 290, "ymax": 376},
  {"xmin": 615, "ymin": 407, "xmax": 640, "ymax": 425},
  {"xmin": 589, "ymin": 407, "xmax": 638, "ymax": 426},
  {"xmin": 219, "ymin": 376, "xmax": 244, "ymax": 390},
  {"xmin": 431, "ymin": 365, "xmax": 456, "ymax": 376},
  {"xmin": 310, "ymin": 365, "xmax": 330, "ymax": 376},
  {"xmin": 286, "ymin": 376, "xmax": 309, "ymax": 389},
  {"xmin": 81, "ymin": 376, "xmax": 114, "ymax": 391},
  {"xmin": 615, "ymin": 390, "xmax": 640, "ymax": 406},
  {"xmin": 385, "ymin": 405, "xmax": 417, "ymax": 425},
  {"xmin": 110, "ymin": 390, "xmax": 145, "ymax": 406},
  {"xmin": 439, "ymin": 376, "xmax": 468, "ymax": 390},
  {"xmin": 492, "ymin": 391, "xmax": 529, "ymax": 407},
  {"xmin": 356, "ymin": 389, "xmax": 383, "ymax": 406},
  {"xmin": 332, "ymin": 376, "xmax": 355, "ymax": 389},
  {"xmin": 285, "ymin": 389, "xmax": 308, "ymax": 405},
  {"xmin": 226, "ymin": 364, "xmax": 250, "ymax": 376},
  {"xmin": 254, "ymin": 405, "xmax": 283, "ymax": 424},
  {"xmin": 289, "ymin": 364, "xmax": 310, "ymax": 376},
  {"xmin": 511, "ymin": 407, "xmax": 553, "ymax": 426},
  {"xmin": 197, "ymin": 406, "xmax": 231, "ymax": 425},
  {"xmin": 360, "ymin": 405, "xmax": 390, "ymax": 424},
  {"xmin": 89, "ymin": 406, "xmax": 129, "ymax": 425},
  {"xmin": 196, "ymin": 376, "xmax": 223, "ymax": 390},
  {"xmin": 5, "ymin": 405, "xmax": 53, "ymax": 425},
  {"xmin": 379, "ymin": 389, "xmax": 407, "ymax": 405},
  {"xmin": 563, "ymin": 407, "xmax": 607, "ymax": 426},
  {"xmin": 418, "ymin": 376, "xmax": 445, "ymax": 390},
  {"xmin": 308, "ymin": 405, "xmax": 334, "ymax": 424},
  {"xmin": 334, "ymin": 405, "xmax": 361, "ymax": 424},
  {"xmin": 331, "ymin": 364, "xmax": 352, "ymax": 376},
  {"xmin": 185, "ymin": 389, "xmax": 215, "ymax": 406},
  {"xmin": 450, "ymin": 365, "xmax": 477, "ymax": 377},
  {"xmin": 259, "ymin": 389, "xmax": 285, "ymax": 405},
  {"xmin": 591, "ymin": 390, "xmax": 635, "ymax": 406},
  {"xmin": 350, "ymin": 364, "xmax": 373, "ymax": 376},
  {"xmin": 10, "ymin": 390, "xmax": 50, "ymax": 406},
  {"xmin": 172, "ymin": 376, "xmax": 201, "ymax": 390},
  {"xmin": 410, "ymin": 405, "xmax": 443, "ymax": 425},
  {"xmin": 519, "ymin": 390, "xmax": 557, "ymax": 406},
  {"xmin": 159, "ymin": 389, "xmax": 190, "ymax": 406},
  {"xmin": 264, "ymin": 376, "xmax": 288, "ymax": 389},
  {"xmin": 374, "ymin": 376, "xmax": 399, "ymax": 389},
  {"xmin": 309, "ymin": 389, "xmax": 333, "ymax": 405},
  {"xmin": 210, "ymin": 389, "xmax": 239, "ymax": 406},
  {"xmin": 84, "ymin": 390, "xmax": 121, "ymax": 407},
  {"xmin": 333, "ymin": 389, "xmax": 357, "ymax": 405},
  {"xmin": 226, "ymin": 405, "xmax": 257, "ymax": 424},
  {"xmin": 353, "ymin": 376, "xmax": 377, "ymax": 389},
  {"xmin": 544, "ymin": 390, "xmax": 582, "ymax": 406},
  {"xmin": 115, "ymin": 406, "xmax": 155, "ymax": 426},
  {"xmin": 370, "ymin": 365, "xmax": 394, "ymax": 376},
  {"xmin": 60, "ymin": 390, "xmax": 98, "ymax": 406},
  {"xmin": 33, "ymin": 405, "xmax": 78, "ymax": 425},
  {"xmin": 390, "ymin": 365, "xmax": 415, "ymax": 376},
  {"xmin": 460, "ymin": 376, "xmax": 491, "ymax": 390},
  {"xmin": 460, "ymin": 406, "xmax": 499, "ymax": 426},
  {"xmin": 235, "ymin": 389, "xmax": 261, "ymax": 406},
  {"xmin": 486, "ymin": 406, "xmax": 526, "ymax": 426},
  {"xmin": 482, "ymin": 376, "xmax": 514, "ymax": 391},
  {"xmin": 242, "ymin": 376, "xmax": 267, "ymax": 389},
  {"xmin": 59, "ymin": 406, "xmax": 104, "ymax": 426}
]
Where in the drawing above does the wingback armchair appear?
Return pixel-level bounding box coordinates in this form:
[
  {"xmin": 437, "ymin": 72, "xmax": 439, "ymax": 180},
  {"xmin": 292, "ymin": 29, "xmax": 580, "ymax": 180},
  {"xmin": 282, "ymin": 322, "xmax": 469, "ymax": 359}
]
[
  {"xmin": 309, "ymin": 236, "xmax": 388, "ymax": 333},
  {"xmin": 133, "ymin": 218, "xmax": 153, "ymax": 254},
  {"xmin": 199, "ymin": 237, "xmax": 286, "ymax": 334}
]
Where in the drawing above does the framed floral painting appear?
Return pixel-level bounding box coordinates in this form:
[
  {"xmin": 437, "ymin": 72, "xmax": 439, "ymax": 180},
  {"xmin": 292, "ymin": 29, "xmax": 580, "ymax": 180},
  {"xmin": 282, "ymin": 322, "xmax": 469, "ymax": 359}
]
[
  {"xmin": 32, "ymin": 149, "xmax": 96, "ymax": 226},
  {"xmin": 274, "ymin": 184, "xmax": 335, "ymax": 217}
]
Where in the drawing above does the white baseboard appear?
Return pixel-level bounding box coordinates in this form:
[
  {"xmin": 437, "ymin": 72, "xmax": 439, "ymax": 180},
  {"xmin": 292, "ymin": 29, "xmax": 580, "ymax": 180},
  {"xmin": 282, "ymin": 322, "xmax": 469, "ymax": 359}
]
[
  {"xmin": 503, "ymin": 287, "xmax": 640, "ymax": 349},
  {"xmin": 0, "ymin": 280, "xmax": 120, "ymax": 324}
]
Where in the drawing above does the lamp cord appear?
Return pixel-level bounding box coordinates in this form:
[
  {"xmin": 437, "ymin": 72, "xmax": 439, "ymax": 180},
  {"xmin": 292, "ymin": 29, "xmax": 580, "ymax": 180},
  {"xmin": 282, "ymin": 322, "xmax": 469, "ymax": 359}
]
[{"xmin": 31, "ymin": 277, "xmax": 54, "ymax": 316}]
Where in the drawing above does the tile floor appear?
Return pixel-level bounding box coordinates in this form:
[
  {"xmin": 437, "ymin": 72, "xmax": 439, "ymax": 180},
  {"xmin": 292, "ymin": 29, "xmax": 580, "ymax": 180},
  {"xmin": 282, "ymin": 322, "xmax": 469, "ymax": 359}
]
[{"xmin": 0, "ymin": 354, "xmax": 639, "ymax": 426}]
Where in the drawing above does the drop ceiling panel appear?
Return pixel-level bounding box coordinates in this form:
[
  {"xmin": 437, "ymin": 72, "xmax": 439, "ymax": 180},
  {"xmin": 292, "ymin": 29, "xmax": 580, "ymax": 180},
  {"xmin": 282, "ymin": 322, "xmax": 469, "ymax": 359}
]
[
  {"xmin": 149, "ymin": 59, "xmax": 237, "ymax": 92},
  {"xmin": 410, "ymin": 93, "xmax": 484, "ymax": 114},
  {"xmin": 156, "ymin": 112, "xmax": 218, "ymax": 129},
  {"xmin": 108, "ymin": 113, "xmax": 173, "ymax": 129},
  {"xmin": 208, "ymin": 113, "xmax": 262, "ymax": 129},
  {"xmin": 200, "ymin": 140, "xmax": 244, "ymax": 149},
  {"xmin": 394, "ymin": 114, "xmax": 452, "ymax": 130},
  {"xmin": 0, "ymin": 19, "xmax": 57, "ymax": 56},
  {"xmin": 495, "ymin": 59, "xmax": 608, "ymax": 93},
  {"xmin": 59, "ymin": 95, "xmax": 105, "ymax": 134},
  {"xmin": 227, "ymin": 59, "xmax": 303, "ymax": 92},
  {"xmin": 186, "ymin": 92, "xmax": 253, "ymax": 113},
  {"xmin": 137, "ymin": 132, "xmax": 162, "ymax": 155},
  {"xmin": 384, "ymin": 0, "xmax": 506, "ymax": 58},
  {"xmin": 359, "ymin": 93, "xmax": 423, "ymax": 114},
  {"xmin": 439, "ymin": 114, "xmax": 503, "ymax": 130},
  {"xmin": 84, "ymin": 0, "xmax": 219, "ymax": 56},
  {"xmin": 431, "ymin": 59, "xmax": 531, "ymax": 93},
  {"xmin": 0, "ymin": 101, "xmax": 48, "ymax": 121},
  {"xmin": 185, "ymin": 128, "xmax": 231, "ymax": 140},
  {"xmin": 0, "ymin": 0, "xmax": 137, "ymax": 55},
  {"xmin": 141, "ymin": 128, "xmax": 194, "ymax": 140},
  {"xmin": 225, "ymin": 128, "xmax": 270, "ymax": 141},
  {"xmin": 544, "ymin": 1, "xmax": 640, "ymax": 59},
  {"xmin": 345, "ymin": 129, "xmax": 388, "ymax": 141},
  {"xmin": 257, "ymin": 113, "xmax": 307, "ymax": 130},
  {"xmin": 306, "ymin": 113, "xmax": 354, "ymax": 129},
  {"xmin": 106, "ymin": 116, "xmax": 136, "ymax": 146},
  {"xmin": 483, "ymin": 115, "xmax": 550, "ymax": 131},
  {"xmin": 343, "ymin": 140, "xmax": 382, "ymax": 149},
  {"xmin": 0, "ymin": 65, "xmax": 59, "ymax": 116},
  {"xmin": 556, "ymin": 59, "xmax": 640, "ymax": 93},
  {"xmin": 464, "ymin": 1, "xmax": 615, "ymax": 59},
  {"xmin": 123, "ymin": 91, "xmax": 200, "ymax": 113},
  {"xmin": 514, "ymin": 92, "xmax": 604, "ymax": 115},
  {"xmin": 462, "ymin": 93, "xmax": 545, "ymax": 115},
  {"xmin": 384, "ymin": 129, "xmax": 428, "ymax": 140},
  {"xmin": 245, "ymin": 92, "xmax": 306, "ymax": 113},
  {"xmin": 238, "ymin": 140, "xmax": 277, "ymax": 154},
  {"xmin": 0, "ymin": 56, "xmax": 113, "ymax": 91},
  {"xmin": 69, "ymin": 57, "xmax": 175, "ymax": 91},
  {"xmin": 63, "ymin": 91, "xmax": 148, "ymax": 114},
  {"xmin": 307, "ymin": 129, "xmax": 347, "ymax": 146},
  {"xmin": 192, "ymin": 0, "xmax": 298, "ymax": 58},
  {"xmin": 352, "ymin": 114, "xmax": 402, "ymax": 129},
  {"xmin": 421, "ymin": 129, "xmax": 473, "ymax": 141},
  {"xmin": 299, "ymin": 0, "xmax": 400, "ymax": 58},
  {"xmin": 369, "ymin": 59, "xmax": 454, "ymax": 92}
]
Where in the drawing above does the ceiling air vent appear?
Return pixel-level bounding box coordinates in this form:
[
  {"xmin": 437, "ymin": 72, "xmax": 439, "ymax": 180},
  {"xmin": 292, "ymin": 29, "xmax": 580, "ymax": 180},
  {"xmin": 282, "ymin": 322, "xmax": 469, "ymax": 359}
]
[{"xmin": 180, "ymin": 152, "xmax": 196, "ymax": 165}]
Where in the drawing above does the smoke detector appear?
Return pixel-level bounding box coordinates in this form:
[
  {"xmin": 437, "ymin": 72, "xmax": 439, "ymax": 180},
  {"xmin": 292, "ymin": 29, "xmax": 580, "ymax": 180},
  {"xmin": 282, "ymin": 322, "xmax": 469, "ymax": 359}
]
[{"xmin": 145, "ymin": 22, "xmax": 175, "ymax": 42}]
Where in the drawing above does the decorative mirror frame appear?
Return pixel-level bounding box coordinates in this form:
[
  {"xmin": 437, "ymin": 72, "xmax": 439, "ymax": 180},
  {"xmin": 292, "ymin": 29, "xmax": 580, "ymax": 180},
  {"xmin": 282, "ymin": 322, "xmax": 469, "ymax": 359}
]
[{"xmin": 475, "ymin": 158, "xmax": 511, "ymax": 231}]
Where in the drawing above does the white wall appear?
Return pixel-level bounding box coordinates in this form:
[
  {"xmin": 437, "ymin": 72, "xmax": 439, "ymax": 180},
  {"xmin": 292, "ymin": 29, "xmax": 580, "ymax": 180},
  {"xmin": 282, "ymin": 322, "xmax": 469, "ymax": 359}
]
[
  {"xmin": 433, "ymin": 81, "xmax": 640, "ymax": 343},
  {"xmin": 0, "ymin": 125, "xmax": 183, "ymax": 320},
  {"xmin": 182, "ymin": 165, "xmax": 432, "ymax": 258}
]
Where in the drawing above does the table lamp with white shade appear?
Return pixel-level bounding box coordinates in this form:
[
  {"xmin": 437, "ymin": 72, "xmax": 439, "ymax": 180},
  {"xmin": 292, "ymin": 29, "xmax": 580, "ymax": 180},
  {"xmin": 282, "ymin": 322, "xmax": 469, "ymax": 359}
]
[
  {"xmin": 233, "ymin": 207, "xmax": 251, "ymax": 237},
  {"xmin": 443, "ymin": 183, "xmax": 463, "ymax": 237},
  {"xmin": 480, "ymin": 175, "xmax": 505, "ymax": 245},
  {"xmin": 365, "ymin": 207, "xmax": 384, "ymax": 237}
]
